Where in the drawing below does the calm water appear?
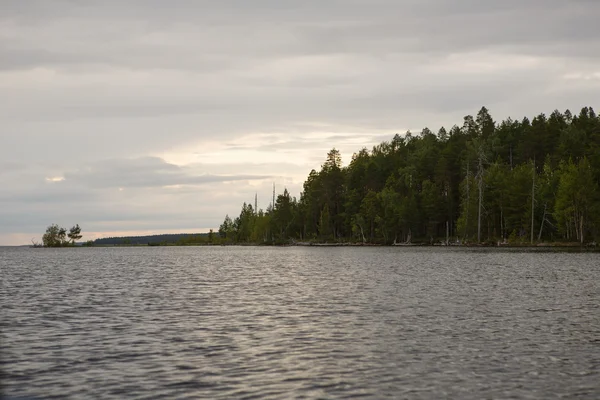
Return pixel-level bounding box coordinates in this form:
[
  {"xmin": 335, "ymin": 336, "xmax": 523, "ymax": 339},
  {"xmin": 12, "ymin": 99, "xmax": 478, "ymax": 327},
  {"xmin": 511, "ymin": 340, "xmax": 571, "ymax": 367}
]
[{"xmin": 1, "ymin": 246, "xmax": 599, "ymax": 399}]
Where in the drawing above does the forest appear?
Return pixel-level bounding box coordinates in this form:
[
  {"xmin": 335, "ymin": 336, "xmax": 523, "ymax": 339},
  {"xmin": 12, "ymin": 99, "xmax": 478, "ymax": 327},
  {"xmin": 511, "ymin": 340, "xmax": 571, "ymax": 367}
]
[
  {"xmin": 219, "ymin": 106, "xmax": 599, "ymax": 246},
  {"xmin": 93, "ymin": 233, "xmax": 212, "ymax": 246}
]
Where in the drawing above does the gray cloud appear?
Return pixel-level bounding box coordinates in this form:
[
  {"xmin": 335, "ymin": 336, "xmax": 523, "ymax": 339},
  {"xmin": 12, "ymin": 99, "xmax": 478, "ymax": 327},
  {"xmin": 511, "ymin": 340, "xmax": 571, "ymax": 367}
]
[
  {"xmin": 62, "ymin": 156, "xmax": 268, "ymax": 189},
  {"xmin": 0, "ymin": 154, "xmax": 293, "ymax": 241},
  {"xmin": 0, "ymin": 0, "xmax": 598, "ymax": 243}
]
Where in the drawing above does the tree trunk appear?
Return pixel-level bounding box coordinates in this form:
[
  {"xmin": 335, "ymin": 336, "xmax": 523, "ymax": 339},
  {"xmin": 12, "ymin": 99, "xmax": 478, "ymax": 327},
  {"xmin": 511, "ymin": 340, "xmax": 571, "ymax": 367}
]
[
  {"xmin": 537, "ymin": 203, "xmax": 547, "ymax": 241},
  {"xmin": 446, "ymin": 221, "xmax": 449, "ymax": 245},
  {"xmin": 477, "ymin": 156, "xmax": 483, "ymax": 243},
  {"xmin": 500, "ymin": 208, "xmax": 504, "ymax": 241},
  {"xmin": 580, "ymin": 214, "xmax": 584, "ymax": 245},
  {"xmin": 530, "ymin": 159, "xmax": 535, "ymax": 244},
  {"xmin": 358, "ymin": 224, "xmax": 366, "ymax": 243},
  {"xmin": 465, "ymin": 163, "xmax": 470, "ymax": 240}
]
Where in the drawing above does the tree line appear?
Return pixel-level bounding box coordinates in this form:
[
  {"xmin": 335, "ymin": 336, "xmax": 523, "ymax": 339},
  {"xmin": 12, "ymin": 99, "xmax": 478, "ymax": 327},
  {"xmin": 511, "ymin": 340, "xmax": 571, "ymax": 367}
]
[
  {"xmin": 93, "ymin": 232, "xmax": 214, "ymax": 246},
  {"xmin": 220, "ymin": 106, "xmax": 600, "ymax": 245}
]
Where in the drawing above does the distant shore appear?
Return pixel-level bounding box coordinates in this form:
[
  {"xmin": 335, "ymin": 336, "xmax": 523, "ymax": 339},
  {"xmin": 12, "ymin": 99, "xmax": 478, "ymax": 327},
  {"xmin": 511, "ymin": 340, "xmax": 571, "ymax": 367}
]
[{"xmin": 28, "ymin": 241, "xmax": 598, "ymax": 249}]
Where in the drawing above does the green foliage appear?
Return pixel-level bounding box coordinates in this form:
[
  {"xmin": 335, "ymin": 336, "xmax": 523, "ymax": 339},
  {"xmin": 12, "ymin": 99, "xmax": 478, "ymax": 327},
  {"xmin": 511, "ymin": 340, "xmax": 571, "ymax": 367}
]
[
  {"xmin": 68, "ymin": 224, "xmax": 82, "ymax": 243},
  {"xmin": 219, "ymin": 215, "xmax": 235, "ymax": 241},
  {"xmin": 42, "ymin": 223, "xmax": 82, "ymax": 247},
  {"xmin": 222, "ymin": 106, "xmax": 600, "ymax": 245},
  {"xmin": 554, "ymin": 158, "xmax": 600, "ymax": 243}
]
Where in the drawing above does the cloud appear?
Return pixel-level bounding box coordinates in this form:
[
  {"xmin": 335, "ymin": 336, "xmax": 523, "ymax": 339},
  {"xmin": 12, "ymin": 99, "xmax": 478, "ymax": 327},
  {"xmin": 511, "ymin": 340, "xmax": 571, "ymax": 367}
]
[
  {"xmin": 0, "ymin": 155, "xmax": 295, "ymax": 244},
  {"xmin": 0, "ymin": 0, "xmax": 598, "ymax": 244},
  {"xmin": 62, "ymin": 156, "xmax": 268, "ymax": 189}
]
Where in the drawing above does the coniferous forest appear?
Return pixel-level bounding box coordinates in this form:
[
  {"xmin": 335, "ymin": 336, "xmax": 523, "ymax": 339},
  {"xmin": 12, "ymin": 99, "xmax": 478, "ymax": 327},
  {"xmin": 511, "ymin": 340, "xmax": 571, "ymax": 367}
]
[{"xmin": 220, "ymin": 107, "xmax": 600, "ymax": 245}]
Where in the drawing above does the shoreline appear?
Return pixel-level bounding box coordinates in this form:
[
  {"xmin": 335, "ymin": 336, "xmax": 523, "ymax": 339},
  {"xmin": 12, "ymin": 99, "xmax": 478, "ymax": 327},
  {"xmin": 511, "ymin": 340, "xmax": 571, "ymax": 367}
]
[{"xmin": 27, "ymin": 241, "xmax": 599, "ymax": 250}]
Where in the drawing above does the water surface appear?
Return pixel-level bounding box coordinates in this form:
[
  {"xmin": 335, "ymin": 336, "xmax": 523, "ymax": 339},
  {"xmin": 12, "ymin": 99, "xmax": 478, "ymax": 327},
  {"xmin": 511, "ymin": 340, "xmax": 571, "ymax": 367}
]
[{"xmin": 1, "ymin": 246, "xmax": 599, "ymax": 399}]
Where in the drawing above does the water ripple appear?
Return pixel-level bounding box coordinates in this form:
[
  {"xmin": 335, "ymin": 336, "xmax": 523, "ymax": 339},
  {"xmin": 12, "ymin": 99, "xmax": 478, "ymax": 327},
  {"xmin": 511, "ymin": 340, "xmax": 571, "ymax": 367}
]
[{"xmin": 1, "ymin": 246, "xmax": 599, "ymax": 399}]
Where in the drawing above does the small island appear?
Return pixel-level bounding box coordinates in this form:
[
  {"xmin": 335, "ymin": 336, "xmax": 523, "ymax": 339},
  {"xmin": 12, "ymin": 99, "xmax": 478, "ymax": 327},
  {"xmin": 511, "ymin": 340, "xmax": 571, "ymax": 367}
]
[{"xmin": 32, "ymin": 224, "xmax": 83, "ymax": 247}]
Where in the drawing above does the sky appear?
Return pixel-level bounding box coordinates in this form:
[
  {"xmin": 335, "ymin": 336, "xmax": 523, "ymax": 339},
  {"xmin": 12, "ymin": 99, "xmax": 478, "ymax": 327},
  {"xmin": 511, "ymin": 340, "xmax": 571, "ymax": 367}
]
[{"xmin": 1, "ymin": 0, "xmax": 599, "ymax": 245}]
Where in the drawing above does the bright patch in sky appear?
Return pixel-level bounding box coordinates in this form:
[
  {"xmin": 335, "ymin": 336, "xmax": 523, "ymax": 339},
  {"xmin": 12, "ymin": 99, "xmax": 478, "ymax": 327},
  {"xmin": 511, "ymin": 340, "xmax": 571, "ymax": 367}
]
[{"xmin": 45, "ymin": 177, "xmax": 65, "ymax": 182}]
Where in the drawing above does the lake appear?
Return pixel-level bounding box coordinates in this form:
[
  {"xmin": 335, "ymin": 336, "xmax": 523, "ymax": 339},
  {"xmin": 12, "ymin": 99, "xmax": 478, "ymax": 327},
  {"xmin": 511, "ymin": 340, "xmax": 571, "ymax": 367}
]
[{"xmin": 1, "ymin": 246, "xmax": 599, "ymax": 399}]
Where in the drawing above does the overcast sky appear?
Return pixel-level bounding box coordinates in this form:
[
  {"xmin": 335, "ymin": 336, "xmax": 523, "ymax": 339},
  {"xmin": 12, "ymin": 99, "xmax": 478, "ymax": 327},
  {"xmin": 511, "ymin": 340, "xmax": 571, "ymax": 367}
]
[{"xmin": 1, "ymin": 0, "xmax": 598, "ymax": 245}]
